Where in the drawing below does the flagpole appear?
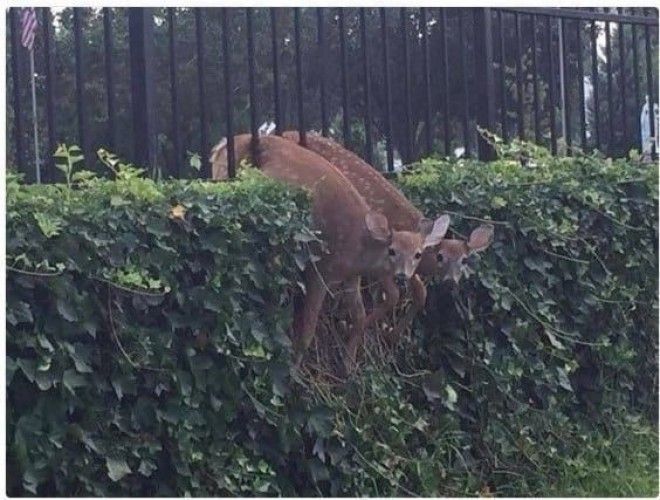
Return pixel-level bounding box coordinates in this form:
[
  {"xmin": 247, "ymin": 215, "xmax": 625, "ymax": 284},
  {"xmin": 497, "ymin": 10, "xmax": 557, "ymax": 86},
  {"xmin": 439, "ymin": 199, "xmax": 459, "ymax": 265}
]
[{"xmin": 29, "ymin": 46, "xmax": 41, "ymax": 184}]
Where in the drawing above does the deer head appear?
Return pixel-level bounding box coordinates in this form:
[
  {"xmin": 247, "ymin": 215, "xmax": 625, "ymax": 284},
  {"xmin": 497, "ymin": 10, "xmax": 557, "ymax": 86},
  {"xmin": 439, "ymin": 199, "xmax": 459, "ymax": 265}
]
[
  {"xmin": 386, "ymin": 215, "xmax": 451, "ymax": 287},
  {"xmin": 436, "ymin": 224, "xmax": 494, "ymax": 284}
]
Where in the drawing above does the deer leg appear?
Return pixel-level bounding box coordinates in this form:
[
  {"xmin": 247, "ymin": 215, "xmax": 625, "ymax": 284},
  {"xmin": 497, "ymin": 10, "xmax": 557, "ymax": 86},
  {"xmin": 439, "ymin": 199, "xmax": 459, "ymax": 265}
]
[
  {"xmin": 390, "ymin": 274, "xmax": 427, "ymax": 339},
  {"xmin": 410, "ymin": 274, "xmax": 427, "ymax": 313},
  {"xmin": 365, "ymin": 275, "xmax": 400, "ymax": 329},
  {"xmin": 294, "ymin": 270, "xmax": 328, "ymax": 365},
  {"xmin": 343, "ymin": 275, "xmax": 367, "ymax": 372}
]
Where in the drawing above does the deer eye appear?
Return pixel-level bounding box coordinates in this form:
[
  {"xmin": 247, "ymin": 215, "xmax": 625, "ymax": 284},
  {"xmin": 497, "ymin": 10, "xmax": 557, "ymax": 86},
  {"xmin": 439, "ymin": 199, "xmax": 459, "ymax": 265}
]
[
  {"xmin": 437, "ymin": 253, "xmax": 444, "ymax": 263},
  {"xmin": 388, "ymin": 248, "xmax": 396, "ymax": 256},
  {"xmin": 414, "ymin": 252, "xmax": 422, "ymax": 259}
]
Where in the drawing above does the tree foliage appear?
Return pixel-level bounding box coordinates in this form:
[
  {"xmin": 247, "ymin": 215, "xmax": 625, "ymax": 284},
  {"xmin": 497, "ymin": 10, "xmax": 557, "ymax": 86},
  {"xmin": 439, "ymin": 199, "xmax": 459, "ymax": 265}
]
[{"xmin": 10, "ymin": 7, "xmax": 656, "ymax": 178}]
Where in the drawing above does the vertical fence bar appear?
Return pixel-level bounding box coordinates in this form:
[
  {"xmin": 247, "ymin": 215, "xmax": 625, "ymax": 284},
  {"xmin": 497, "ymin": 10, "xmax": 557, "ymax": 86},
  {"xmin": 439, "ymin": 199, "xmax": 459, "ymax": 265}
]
[
  {"xmin": 561, "ymin": 17, "xmax": 572, "ymax": 154},
  {"xmin": 473, "ymin": 8, "xmax": 496, "ymax": 160},
  {"xmin": 339, "ymin": 8, "xmax": 351, "ymax": 146},
  {"xmin": 316, "ymin": 8, "xmax": 328, "ymax": 137},
  {"xmin": 128, "ymin": 8, "xmax": 157, "ymax": 172},
  {"xmin": 294, "ymin": 8, "xmax": 306, "ymax": 146},
  {"xmin": 515, "ymin": 13, "xmax": 525, "ymax": 139},
  {"xmin": 167, "ymin": 8, "xmax": 181, "ymax": 176},
  {"xmin": 545, "ymin": 16, "xmax": 557, "ymax": 154},
  {"xmin": 360, "ymin": 8, "xmax": 373, "ymax": 164},
  {"xmin": 9, "ymin": 8, "xmax": 26, "ymax": 174},
  {"xmin": 590, "ymin": 19, "xmax": 601, "ymax": 150},
  {"xmin": 631, "ymin": 15, "xmax": 642, "ymax": 150},
  {"xmin": 42, "ymin": 8, "xmax": 56, "ymax": 182},
  {"xmin": 617, "ymin": 9, "xmax": 628, "ymax": 149},
  {"xmin": 73, "ymin": 8, "xmax": 88, "ymax": 162},
  {"xmin": 246, "ymin": 7, "xmax": 258, "ymax": 148},
  {"xmin": 420, "ymin": 8, "xmax": 432, "ymax": 156},
  {"xmin": 103, "ymin": 8, "xmax": 116, "ymax": 152},
  {"xmin": 459, "ymin": 11, "xmax": 470, "ymax": 155},
  {"xmin": 195, "ymin": 8, "xmax": 209, "ymax": 175},
  {"xmin": 221, "ymin": 8, "xmax": 235, "ymax": 178},
  {"xmin": 401, "ymin": 8, "xmax": 412, "ymax": 161},
  {"xmin": 576, "ymin": 20, "xmax": 587, "ymax": 149},
  {"xmin": 498, "ymin": 11, "xmax": 508, "ymax": 142},
  {"xmin": 605, "ymin": 17, "xmax": 614, "ymax": 154},
  {"xmin": 643, "ymin": 8, "xmax": 656, "ymax": 157},
  {"xmin": 531, "ymin": 15, "xmax": 541, "ymax": 144},
  {"xmin": 271, "ymin": 8, "xmax": 282, "ymax": 135},
  {"xmin": 441, "ymin": 9, "xmax": 450, "ymax": 155},
  {"xmin": 380, "ymin": 8, "xmax": 394, "ymax": 171}
]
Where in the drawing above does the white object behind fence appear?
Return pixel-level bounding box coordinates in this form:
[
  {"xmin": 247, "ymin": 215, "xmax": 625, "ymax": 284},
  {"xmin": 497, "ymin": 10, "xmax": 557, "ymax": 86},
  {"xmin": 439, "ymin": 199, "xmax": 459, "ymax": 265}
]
[{"xmin": 640, "ymin": 96, "xmax": 659, "ymax": 156}]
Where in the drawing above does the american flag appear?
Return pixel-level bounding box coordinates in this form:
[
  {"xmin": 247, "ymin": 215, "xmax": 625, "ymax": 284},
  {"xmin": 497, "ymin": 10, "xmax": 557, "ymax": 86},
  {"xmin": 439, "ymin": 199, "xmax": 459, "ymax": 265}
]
[{"xmin": 20, "ymin": 7, "xmax": 38, "ymax": 51}]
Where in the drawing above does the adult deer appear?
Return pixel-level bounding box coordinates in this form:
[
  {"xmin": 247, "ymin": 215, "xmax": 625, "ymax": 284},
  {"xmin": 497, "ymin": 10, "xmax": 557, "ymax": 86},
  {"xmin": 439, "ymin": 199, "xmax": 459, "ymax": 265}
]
[
  {"xmin": 281, "ymin": 131, "xmax": 494, "ymax": 329},
  {"xmin": 209, "ymin": 134, "xmax": 448, "ymax": 367}
]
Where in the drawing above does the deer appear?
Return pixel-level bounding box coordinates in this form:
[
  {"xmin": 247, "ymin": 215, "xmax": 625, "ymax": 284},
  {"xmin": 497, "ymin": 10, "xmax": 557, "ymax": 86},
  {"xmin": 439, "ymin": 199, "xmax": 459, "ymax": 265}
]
[
  {"xmin": 209, "ymin": 133, "xmax": 449, "ymax": 368},
  {"xmin": 280, "ymin": 131, "xmax": 494, "ymax": 335}
]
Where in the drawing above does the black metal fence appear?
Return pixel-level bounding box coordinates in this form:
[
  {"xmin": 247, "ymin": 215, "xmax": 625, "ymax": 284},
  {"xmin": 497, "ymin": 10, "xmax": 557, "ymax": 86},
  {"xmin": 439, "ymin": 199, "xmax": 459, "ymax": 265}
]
[{"xmin": 6, "ymin": 7, "xmax": 659, "ymax": 183}]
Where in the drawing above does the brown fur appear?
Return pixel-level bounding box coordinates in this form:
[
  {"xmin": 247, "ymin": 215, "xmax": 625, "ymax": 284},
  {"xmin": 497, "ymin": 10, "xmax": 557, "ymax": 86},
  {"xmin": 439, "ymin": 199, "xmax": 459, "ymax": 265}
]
[
  {"xmin": 280, "ymin": 131, "xmax": 493, "ymax": 328},
  {"xmin": 281, "ymin": 131, "xmax": 444, "ymax": 276},
  {"xmin": 210, "ymin": 134, "xmax": 417, "ymax": 367}
]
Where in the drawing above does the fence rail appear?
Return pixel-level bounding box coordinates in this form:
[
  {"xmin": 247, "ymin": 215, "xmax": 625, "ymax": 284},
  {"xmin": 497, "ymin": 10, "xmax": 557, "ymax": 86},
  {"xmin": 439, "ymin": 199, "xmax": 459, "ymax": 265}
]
[{"xmin": 6, "ymin": 7, "xmax": 659, "ymax": 183}]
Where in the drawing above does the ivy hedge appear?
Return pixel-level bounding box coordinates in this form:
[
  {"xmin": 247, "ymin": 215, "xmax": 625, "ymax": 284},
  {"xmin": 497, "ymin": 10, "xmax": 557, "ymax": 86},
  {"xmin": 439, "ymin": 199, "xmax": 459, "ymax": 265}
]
[
  {"xmin": 394, "ymin": 141, "xmax": 658, "ymax": 493},
  {"xmin": 6, "ymin": 144, "xmax": 659, "ymax": 496}
]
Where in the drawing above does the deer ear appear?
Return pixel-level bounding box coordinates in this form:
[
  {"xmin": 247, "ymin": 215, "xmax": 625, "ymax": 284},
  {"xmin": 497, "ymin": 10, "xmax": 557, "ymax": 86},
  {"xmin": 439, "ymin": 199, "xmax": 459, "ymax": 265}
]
[
  {"xmin": 365, "ymin": 212, "xmax": 392, "ymax": 244},
  {"xmin": 422, "ymin": 214, "xmax": 450, "ymax": 248},
  {"xmin": 467, "ymin": 224, "xmax": 494, "ymax": 252}
]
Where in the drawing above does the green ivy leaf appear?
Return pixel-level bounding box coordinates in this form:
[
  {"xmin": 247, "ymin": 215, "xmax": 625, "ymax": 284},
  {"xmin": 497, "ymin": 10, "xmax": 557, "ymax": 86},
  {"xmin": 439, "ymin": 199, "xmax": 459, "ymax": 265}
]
[
  {"xmin": 106, "ymin": 457, "xmax": 132, "ymax": 482},
  {"xmin": 63, "ymin": 369, "xmax": 87, "ymax": 395}
]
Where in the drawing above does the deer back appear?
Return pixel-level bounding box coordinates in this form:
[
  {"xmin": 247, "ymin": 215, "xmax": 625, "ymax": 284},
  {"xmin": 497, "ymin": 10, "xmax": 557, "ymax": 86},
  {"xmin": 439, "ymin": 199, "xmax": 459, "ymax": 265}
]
[
  {"xmin": 282, "ymin": 132, "xmax": 444, "ymax": 276},
  {"xmin": 211, "ymin": 134, "xmax": 390, "ymax": 281},
  {"xmin": 283, "ymin": 132, "xmax": 423, "ymax": 228}
]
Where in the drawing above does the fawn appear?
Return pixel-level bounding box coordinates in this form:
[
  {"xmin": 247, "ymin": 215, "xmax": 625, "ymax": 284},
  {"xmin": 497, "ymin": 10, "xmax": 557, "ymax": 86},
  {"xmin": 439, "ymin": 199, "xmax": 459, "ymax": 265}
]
[
  {"xmin": 281, "ymin": 131, "xmax": 493, "ymax": 331},
  {"xmin": 209, "ymin": 134, "xmax": 447, "ymax": 367}
]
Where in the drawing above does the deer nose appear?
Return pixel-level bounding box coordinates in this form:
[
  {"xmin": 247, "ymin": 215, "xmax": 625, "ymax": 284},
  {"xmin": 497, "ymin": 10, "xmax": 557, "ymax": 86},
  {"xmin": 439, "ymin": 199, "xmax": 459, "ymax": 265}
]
[
  {"xmin": 441, "ymin": 270, "xmax": 460, "ymax": 287},
  {"xmin": 394, "ymin": 273, "xmax": 407, "ymax": 287}
]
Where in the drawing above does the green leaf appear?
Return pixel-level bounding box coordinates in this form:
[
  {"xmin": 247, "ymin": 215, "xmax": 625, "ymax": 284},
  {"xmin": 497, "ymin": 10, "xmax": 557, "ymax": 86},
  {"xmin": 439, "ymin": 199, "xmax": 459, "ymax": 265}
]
[
  {"xmin": 56, "ymin": 299, "xmax": 78, "ymax": 322},
  {"xmin": 556, "ymin": 367, "xmax": 573, "ymax": 392},
  {"xmin": 106, "ymin": 457, "xmax": 132, "ymax": 482},
  {"xmin": 491, "ymin": 196, "xmax": 508, "ymax": 209},
  {"xmin": 188, "ymin": 152, "xmax": 202, "ymax": 171},
  {"xmin": 243, "ymin": 343, "xmax": 267, "ymax": 359},
  {"xmin": 7, "ymin": 357, "xmax": 17, "ymax": 385},
  {"xmin": 307, "ymin": 407, "xmax": 334, "ymax": 438},
  {"xmin": 444, "ymin": 384, "xmax": 458, "ymax": 406},
  {"xmin": 8, "ymin": 301, "xmax": 33, "ymax": 325},
  {"xmin": 422, "ymin": 371, "xmax": 445, "ymax": 402},
  {"xmin": 63, "ymin": 369, "xmax": 87, "ymax": 394},
  {"xmin": 138, "ymin": 459, "xmax": 157, "ymax": 477}
]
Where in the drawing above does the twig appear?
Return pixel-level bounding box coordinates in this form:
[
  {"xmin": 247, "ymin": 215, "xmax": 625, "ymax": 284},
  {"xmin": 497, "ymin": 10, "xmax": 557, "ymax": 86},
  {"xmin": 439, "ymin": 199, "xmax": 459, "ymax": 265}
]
[
  {"xmin": 536, "ymin": 247, "xmax": 590, "ymax": 264},
  {"xmin": 506, "ymin": 289, "xmax": 610, "ymax": 347},
  {"xmin": 95, "ymin": 277, "xmax": 170, "ymax": 297},
  {"xmin": 241, "ymin": 383, "xmax": 283, "ymax": 420},
  {"xmin": 586, "ymin": 203, "xmax": 647, "ymax": 231},
  {"xmin": 349, "ymin": 444, "xmax": 420, "ymax": 498},
  {"xmin": 106, "ymin": 285, "xmax": 165, "ymax": 372},
  {"xmin": 305, "ymin": 241, "xmax": 335, "ymax": 299},
  {"xmin": 6, "ymin": 264, "xmax": 63, "ymax": 277},
  {"xmin": 440, "ymin": 210, "xmax": 510, "ymax": 226},
  {"xmin": 577, "ymin": 237, "xmax": 612, "ymax": 276}
]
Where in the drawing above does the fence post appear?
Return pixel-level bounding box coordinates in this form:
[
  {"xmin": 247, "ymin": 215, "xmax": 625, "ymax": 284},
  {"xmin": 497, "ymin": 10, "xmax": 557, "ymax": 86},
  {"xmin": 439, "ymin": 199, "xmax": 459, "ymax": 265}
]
[
  {"xmin": 473, "ymin": 8, "xmax": 497, "ymax": 160},
  {"xmin": 9, "ymin": 8, "xmax": 26, "ymax": 177},
  {"xmin": 128, "ymin": 8, "xmax": 158, "ymax": 173}
]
